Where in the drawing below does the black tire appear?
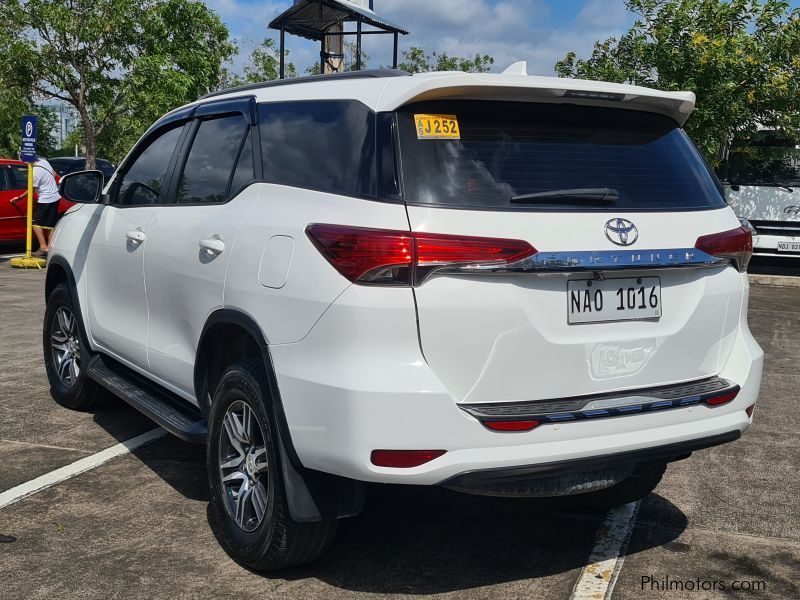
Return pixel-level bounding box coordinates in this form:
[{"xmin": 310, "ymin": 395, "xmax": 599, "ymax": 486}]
[
  {"xmin": 43, "ymin": 283, "xmax": 109, "ymax": 411},
  {"xmin": 207, "ymin": 359, "xmax": 337, "ymax": 571},
  {"xmin": 564, "ymin": 462, "xmax": 667, "ymax": 509}
]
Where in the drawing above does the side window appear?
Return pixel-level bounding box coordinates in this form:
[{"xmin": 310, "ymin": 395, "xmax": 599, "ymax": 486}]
[
  {"xmin": 115, "ymin": 125, "xmax": 184, "ymax": 206},
  {"xmin": 259, "ymin": 100, "xmax": 376, "ymax": 197},
  {"xmin": 0, "ymin": 168, "xmax": 9, "ymax": 191},
  {"xmin": 228, "ymin": 129, "xmax": 254, "ymax": 197},
  {"xmin": 11, "ymin": 166, "xmax": 28, "ymax": 190},
  {"xmin": 176, "ymin": 115, "xmax": 248, "ymax": 204}
]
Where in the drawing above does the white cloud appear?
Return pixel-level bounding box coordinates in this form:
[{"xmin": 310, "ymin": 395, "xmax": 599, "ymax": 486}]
[
  {"xmin": 575, "ymin": 0, "xmax": 629, "ymax": 30},
  {"xmin": 375, "ymin": 0, "xmax": 631, "ymax": 74},
  {"xmin": 207, "ymin": 0, "xmax": 633, "ymax": 77}
]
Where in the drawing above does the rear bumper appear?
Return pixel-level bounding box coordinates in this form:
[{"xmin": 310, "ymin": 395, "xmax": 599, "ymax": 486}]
[
  {"xmin": 440, "ymin": 430, "xmax": 739, "ymax": 491},
  {"xmin": 270, "ymin": 284, "xmax": 763, "ymax": 486}
]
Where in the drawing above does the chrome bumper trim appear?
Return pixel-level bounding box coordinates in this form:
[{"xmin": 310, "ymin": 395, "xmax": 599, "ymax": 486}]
[
  {"xmin": 443, "ymin": 248, "xmax": 726, "ymax": 276},
  {"xmin": 460, "ymin": 376, "xmax": 738, "ymax": 426}
]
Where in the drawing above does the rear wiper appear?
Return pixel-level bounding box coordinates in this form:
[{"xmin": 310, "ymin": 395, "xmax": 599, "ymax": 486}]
[{"xmin": 510, "ymin": 187, "xmax": 619, "ymax": 204}]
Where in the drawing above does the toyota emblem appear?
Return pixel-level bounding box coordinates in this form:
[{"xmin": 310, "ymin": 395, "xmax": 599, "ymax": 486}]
[{"xmin": 604, "ymin": 218, "xmax": 639, "ymax": 246}]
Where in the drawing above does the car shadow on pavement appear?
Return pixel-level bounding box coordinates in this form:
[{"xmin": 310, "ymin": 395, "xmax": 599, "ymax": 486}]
[
  {"xmin": 92, "ymin": 405, "xmax": 210, "ymax": 502},
  {"xmin": 280, "ymin": 488, "xmax": 686, "ymax": 594},
  {"xmin": 88, "ymin": 411, "xmax": 687, "ymax": 594}
]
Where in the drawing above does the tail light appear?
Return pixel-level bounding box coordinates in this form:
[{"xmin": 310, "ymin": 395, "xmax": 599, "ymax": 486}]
[
  {"xmin": 695, "ymin": 227, "xmax": 753, "ymax": 272},
  {"xmin": 306, "ymin": 224, "xmax": 537, "ymax": 286}
]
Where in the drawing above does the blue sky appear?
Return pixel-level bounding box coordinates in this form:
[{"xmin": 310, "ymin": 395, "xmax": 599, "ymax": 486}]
[{"xmin": 204, "ymin": 0, "xmax": 800, "ymax": 76}]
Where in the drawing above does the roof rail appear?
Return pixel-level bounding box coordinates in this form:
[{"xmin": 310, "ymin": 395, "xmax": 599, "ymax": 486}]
[{"xmin": 200, "ymin": 69, "xmax": 411, "ymax": 100}]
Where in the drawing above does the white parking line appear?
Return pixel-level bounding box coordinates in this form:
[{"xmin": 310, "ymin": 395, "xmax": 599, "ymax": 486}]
[
  {"xmin": 570, "ymin": 501, "xmax": 641, "ymax": 600},
  {"xmin": 0, "ymin": 428, "xmax": 166, "ymax": 510}
]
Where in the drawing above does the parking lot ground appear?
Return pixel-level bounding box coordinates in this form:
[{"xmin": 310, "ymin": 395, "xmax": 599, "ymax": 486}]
[
  {"xmin": 614, "ymin": 284, "xmax": 800, "ymax": 599},
  {"xmin": 0, "ymin": 263, "xmax": 798, "ymax": 599}
]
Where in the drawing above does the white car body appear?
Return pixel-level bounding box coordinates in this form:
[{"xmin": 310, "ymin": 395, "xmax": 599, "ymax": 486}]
[{"xmin": 48, "ymin": 69, "xmax": 762, "ymax": 490}]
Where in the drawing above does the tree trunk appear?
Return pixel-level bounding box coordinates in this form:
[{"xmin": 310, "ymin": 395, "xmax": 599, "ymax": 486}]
[{"xmin": 76, "ymin": 105, "xmax": 97, "ymax": 170}]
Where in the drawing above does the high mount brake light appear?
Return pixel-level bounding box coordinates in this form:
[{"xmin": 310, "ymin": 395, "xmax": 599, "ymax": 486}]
[
  {"xmin": 695, "ymin": 227, "xmax": 753, "ymax": 272},
  {"xmin": 306, "ymin": 224, "xmax": 537, "ymax": 286}
]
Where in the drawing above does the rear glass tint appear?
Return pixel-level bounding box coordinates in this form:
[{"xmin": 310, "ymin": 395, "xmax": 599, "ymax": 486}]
[{"xmin": 396, "ymin": 101, "xmax": 725, "ymax": 211}]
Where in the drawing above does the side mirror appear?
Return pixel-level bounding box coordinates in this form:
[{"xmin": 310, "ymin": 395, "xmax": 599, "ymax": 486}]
[{"xmin": 59, "ymin": 170, "xmax": 104, "ymax": 204}]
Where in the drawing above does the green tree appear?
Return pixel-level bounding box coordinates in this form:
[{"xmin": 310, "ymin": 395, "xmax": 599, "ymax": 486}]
[
  {"xmin": 554, "ymin": 0, "xmax": 800, "ymax": 162},
  {"xmin": 0, "ymin": 95, "xmax": 59, "ymax": 158},
  {"xmin": 1, "ymin": 0, "xmax": 236, "ymax": 168},
  {"xmin": 399, "ymin": 46, "xmax": 495, "ymax": 74},
  {"xmin": 0, "ymin": 89, "xmax": 32, "ymax": 158},
  {"xmin": 244, "ymin": 37, "xmax": 297, "ymax": 82},
  {"xmin": 51, "ymin": 123, "xmax": 87, "ymax": 158},
  {"xmin": 33, "ymin": 107, "xmax": 60, "ymax": 158},
  {"xmin": 219, "ymin": 38, "xmax": 298, "ymax": 88}
]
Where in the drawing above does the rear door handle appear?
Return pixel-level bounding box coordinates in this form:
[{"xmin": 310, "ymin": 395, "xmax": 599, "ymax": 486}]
[
  {"xmin": 126, "ymin": 229, "xmax": 146, "ymax": 244},
  {"xmin": 199, "ymin": 235, "xmax": 225, "ymax": 256}
]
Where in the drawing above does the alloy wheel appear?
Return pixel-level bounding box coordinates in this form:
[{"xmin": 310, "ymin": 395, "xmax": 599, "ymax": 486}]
[
  {"xmin": 218, "ymin": 400, "xmax": 270, "ymax": 532},
  {"xmin": 50, "ymin": 307, "xmax": 81, "ymax": 387}
]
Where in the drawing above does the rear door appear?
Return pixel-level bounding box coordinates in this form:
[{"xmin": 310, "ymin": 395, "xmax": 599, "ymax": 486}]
[
  {"xmin": 0, "ymin": 165, "xmax": 28, "ymax": 241},
  {"xmin": 143, "ymin": 99, "xmax": 257, "ymax": 398},
  {"xmin": 396, "ymin": 100, "xmax": 746, "ymax": 404}
]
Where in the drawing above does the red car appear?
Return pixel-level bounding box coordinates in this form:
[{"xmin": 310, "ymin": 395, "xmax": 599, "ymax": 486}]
[{"xmin": 0, "ymin": 158, "xmax": 73, "ymax": 242}]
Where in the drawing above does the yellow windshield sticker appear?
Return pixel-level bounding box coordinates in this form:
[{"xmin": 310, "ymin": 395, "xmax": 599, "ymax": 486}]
[{"xmin": 414, "ymin": 114, "xmax": 461, "ymax": 140}]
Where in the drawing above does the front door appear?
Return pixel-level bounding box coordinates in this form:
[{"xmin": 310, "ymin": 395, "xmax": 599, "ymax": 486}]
[{"xmin": 86, "ymin": 122, "xmax": 187, "ymax": 369}]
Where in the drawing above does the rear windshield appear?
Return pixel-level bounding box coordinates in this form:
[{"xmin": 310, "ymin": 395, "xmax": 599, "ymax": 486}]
[{"xmin": 396, "ymin": 101, "xmax": 725, "ymax": 211}]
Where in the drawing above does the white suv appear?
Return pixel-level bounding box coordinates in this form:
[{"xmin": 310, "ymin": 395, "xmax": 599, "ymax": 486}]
[{"xmin": 46, "ymin": 69, "xmax": 763, "ymax": 571}]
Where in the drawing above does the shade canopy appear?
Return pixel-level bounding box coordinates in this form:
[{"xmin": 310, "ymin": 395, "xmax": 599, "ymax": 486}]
[
  {"xmin": 269, "ymin": 0, "xmax": 409, "ymax": 41},
  {"xmin": 269, "ymin": 0, "xmax": 410, "ymax": 77}
]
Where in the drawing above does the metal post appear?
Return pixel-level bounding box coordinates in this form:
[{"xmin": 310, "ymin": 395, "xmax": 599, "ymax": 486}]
[
  {"xmin": 356, "ymin": 20, "xmax": 362, "ymax": 71},
  {"xmin": 25, "ymin": 163, "xmax": 32, "ymax": 258},
  {"xmin": 320, "ymin": 38, "xmax": 326, "ymax": 74},
  {"xmin": 393, "ymin": 32, "xmax": 399, "ymax": 69},
  {"xmin": 279, "ymin": 26, "xmax": 285, "ymax": 79}
]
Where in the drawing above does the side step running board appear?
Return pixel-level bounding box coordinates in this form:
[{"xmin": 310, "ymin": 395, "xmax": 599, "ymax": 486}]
[{"xmin": 86, "ymin": 354, "xmax": 207, "ymax": 444}]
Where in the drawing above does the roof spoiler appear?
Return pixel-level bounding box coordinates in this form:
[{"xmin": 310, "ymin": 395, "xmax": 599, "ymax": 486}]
[{"xmin": 381, "ymin": 72, "xmax": 696, "ymax": 126}]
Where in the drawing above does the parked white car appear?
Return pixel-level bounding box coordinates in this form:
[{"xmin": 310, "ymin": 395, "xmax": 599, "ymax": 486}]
[
  {"xmin": 46, "ymin": 67, "xmax": 763, "ymax": 570},
  {"xmin": 723, "ymin": 130, "xmax": 800, "ymax": 257}
]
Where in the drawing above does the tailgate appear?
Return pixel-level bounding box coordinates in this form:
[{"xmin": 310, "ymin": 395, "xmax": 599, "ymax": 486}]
[{"xmin": 409, "ymin": 207, "xmax": 745, "ymax": 404}]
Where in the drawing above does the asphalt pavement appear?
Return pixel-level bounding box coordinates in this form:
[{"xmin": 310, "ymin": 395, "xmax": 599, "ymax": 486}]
[{"xmin": 0, "ymin": 257, "xmax": 797, "ymax": 599}]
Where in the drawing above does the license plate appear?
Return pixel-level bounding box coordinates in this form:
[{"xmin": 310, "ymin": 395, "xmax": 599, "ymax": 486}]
[
  {"xmin": 568, "ymin": 277, "xmax": 661, "ymax": 324},
  {"xmin": 777, "ymin": 241, "xmax": 800, "ymax": 252}
]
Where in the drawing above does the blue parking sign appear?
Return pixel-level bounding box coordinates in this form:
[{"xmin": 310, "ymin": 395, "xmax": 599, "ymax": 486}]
[{"xmin": 21, "ymin": 115, "xmax": 37, "ymax": 163}]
